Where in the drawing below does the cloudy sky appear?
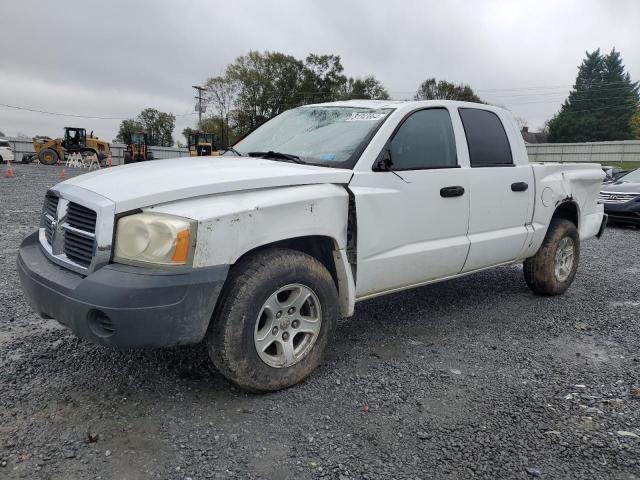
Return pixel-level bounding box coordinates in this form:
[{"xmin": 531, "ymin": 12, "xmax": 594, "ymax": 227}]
[{"xmin": 1, "ymin": 0, "xmax": 638, "ymax": 142}]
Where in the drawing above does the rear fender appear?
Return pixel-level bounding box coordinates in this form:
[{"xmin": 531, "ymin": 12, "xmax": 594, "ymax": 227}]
[{"xmin": 521, "ymin": 164, "xmax": 604, "ymax": 258}]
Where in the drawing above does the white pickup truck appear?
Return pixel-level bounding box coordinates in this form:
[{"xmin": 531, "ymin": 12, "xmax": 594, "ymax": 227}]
[{"xmin": 18, "ymin": 100, "xmax": 606, "ymax": 391}]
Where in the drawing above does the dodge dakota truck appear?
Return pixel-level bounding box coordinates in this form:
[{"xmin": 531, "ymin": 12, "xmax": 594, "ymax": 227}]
[{"xmin": 18, "ymin": 100, "xmax": 607, "ymax": 391}]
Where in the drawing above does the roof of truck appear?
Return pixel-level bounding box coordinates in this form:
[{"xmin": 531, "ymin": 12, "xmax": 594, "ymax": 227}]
[
  {"xmin": 303, "ymin": 99, "xmax": 505, "ymax": 113},
  {"xmin": 304, "ymin": 99, "xmax": 408, "ymax": 109}
]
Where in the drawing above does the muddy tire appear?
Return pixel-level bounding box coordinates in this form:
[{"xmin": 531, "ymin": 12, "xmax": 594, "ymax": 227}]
[
  {"xmin": 207, "ymin": 248, "xmax": 338, "ymax": 392},
  {"xmin": 38, "ymin": 148, "xmax": 59, "ymax": 166},
  {"xmin": 524, "ymin": 218, "xmax": 580, "ymax": 296}
]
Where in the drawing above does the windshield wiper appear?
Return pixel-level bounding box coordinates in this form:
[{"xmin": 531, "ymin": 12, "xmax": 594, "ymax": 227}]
[
  {"xmin": 220, "ymin": 146, "xmax": 242, "ymax": 156},
  {"xmin": 247, "ymin": 151, "xmax": 306, "ymax": 164}
]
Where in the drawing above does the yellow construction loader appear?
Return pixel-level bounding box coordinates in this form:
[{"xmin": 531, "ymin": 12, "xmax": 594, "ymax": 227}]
[
  {"xmin": 188, "ymin": 132, "xmax": 218, "ymax": 156},
  {"xmin": 124, "ymin": 132, "xmax": 154, "ymax": 163},
  {"xmin": 23, "ymin": 127, "xmax": 111, "ymax": 166}
]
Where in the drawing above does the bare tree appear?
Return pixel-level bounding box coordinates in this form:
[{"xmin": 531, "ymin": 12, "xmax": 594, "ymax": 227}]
[
  {"xmin": 414, "ymin": 78, "xmax": 482, "ymax": 102},
  {"xmin": 205, "ymin": 76, "xmax": 239, "ymax": 147}
]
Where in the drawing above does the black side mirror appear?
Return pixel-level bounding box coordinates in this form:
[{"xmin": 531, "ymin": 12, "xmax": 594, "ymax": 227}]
[{"xmin": 374, "ymin": 147, "xmax": 393, "ymax": 171}]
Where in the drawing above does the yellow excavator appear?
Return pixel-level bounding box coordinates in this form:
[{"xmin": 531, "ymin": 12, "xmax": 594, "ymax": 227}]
[
  {"xmin": 124, "ymin": 132, "xmax": 154, "ymax": 163},
  {"xmin": 188, "ymin": 132, "xmax": 218, "ymax": 156},
  {"xmin": 23, "ymin": 127, "xmax": 111, "ymax": 166}
]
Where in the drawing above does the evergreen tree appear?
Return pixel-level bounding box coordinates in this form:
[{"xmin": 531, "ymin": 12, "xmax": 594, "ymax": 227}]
[{"xmin": 548, "ymin": 49, "xmax": 639, "ymax": 142}]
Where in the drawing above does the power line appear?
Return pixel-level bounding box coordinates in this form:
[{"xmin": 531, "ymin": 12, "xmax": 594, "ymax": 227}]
[
  {"xmin": 0, "ymin": 102, "xmax": 198, "ymax": 120},
  {"xmin": 1, "ymin": 79, "xmax": 637, "ymax": 121}
]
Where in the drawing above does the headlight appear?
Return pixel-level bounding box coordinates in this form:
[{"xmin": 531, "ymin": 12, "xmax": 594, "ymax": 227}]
[{"xmin": 113, "ymin": 212, "xmax": 196, "ymax": 266}]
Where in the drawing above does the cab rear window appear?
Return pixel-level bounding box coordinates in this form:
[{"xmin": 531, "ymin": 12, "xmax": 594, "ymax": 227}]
[{"xmin": 458, "ymin": 108, "xmax": 513, "ymax": 167}]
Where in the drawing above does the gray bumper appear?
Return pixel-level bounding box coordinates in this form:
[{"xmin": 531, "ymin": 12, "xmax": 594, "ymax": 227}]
[{"xmin": 17, "ymin": 232, "xmax": 228, "ymax": 348}]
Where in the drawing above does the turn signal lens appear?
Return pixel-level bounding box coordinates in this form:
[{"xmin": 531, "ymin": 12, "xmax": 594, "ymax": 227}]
[{"xmin": 171, "ymin": 229, "xmax": 191, "ymax": 263}]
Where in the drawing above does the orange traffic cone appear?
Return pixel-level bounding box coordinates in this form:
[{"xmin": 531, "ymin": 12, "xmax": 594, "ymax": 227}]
[
  {"xmin": 59, "ymin": 169, "xmax": 66, "ymax": 180},
  {"xmin": 107, "ymin": 151, "xmax": 112, "ymax": 168},
  {"xmin": 4, "ymin": 161, "xmax": 14, "ymax": 178}
]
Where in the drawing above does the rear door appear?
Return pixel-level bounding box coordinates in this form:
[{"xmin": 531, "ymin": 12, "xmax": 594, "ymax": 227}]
[
  {"xmin": 458, "ymin": 108, "xmax": 534, "ymax": 272},
  {"xmin": 350, "ymin": 107, "xmax": 471, "ymax": 298}
]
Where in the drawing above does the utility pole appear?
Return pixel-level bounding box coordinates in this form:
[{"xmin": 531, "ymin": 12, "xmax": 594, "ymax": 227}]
[{"xmin": 192, "ymin": 85, "xmax": 206, "ymax": 127}]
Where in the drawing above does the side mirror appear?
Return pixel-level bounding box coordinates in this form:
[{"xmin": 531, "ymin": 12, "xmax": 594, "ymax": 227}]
[{"xmin": 374, "ymin": 147, "xmax": 393, "ymax": 171}]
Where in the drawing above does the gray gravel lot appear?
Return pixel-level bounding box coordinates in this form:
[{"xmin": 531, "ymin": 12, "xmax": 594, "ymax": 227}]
[{"xmin": 1, "ymin": 163, "xmax": 639, "ymax": 480}]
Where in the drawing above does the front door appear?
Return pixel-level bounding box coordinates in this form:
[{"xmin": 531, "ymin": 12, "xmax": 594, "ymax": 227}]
[{"xmin": 350, "ymin": 107, "xmax": 471, "ymax": 298}]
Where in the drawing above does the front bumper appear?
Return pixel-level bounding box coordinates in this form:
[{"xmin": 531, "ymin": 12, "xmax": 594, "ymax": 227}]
[
  {"xmin": 17, "ymin": 232, "xmax": 228, "ymax": 348},
  {"xmin": 603, "ymin": 202, "xmax": 640, "ymax": 225}
]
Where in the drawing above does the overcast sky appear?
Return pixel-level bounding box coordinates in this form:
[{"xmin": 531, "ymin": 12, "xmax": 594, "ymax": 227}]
[{"xmin": 1, "ymin": 0, "xmax": 638, "ymax": 142}]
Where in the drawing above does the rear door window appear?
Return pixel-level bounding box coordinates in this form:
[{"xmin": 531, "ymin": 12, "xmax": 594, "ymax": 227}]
[{"xmin": 458, "ymin": 108, "xmax": 513, "ymax": 167}]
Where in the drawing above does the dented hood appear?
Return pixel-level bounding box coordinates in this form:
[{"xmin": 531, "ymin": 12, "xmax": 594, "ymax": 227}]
[{"xmin": 60, "ymin": 156, "xmax": 353, "ymax": 212}]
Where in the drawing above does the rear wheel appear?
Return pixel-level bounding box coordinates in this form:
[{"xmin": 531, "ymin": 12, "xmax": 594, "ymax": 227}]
[
  {"xmin": 123, "ymin": 152, "xmax": 133, "ymax": 164},
  {"xmin": 207, "ymin": 248, "xmax": 338, "ymax": 392},
  {"xmin": 524, "ymin": 218, "xmax": 580, "ymax": 295},
  {"xmin": 38, "ymin": 148, "xmax": 59, "ymax": 166}
]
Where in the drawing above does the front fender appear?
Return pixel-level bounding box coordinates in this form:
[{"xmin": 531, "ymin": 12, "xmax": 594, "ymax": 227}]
[{"xmin": 148, "ymin": 184, "xmax": 349, "ymax": 268}]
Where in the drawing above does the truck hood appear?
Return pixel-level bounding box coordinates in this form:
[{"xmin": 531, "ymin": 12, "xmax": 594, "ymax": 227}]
[{"xmin": 60, "ymin": 157, "xmax": 353, "ymax": 213}]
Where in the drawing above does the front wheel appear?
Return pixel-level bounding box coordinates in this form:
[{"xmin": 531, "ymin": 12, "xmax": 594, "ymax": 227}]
[
  {"xmin": 523, "ymin": 218, "xmax": 580, "ymax": 295},
  {"xmin": 38, "ymin": 148, "xmax": 59, "ymax": 166},
  {"xmin": 207, "ymin": 248, "xmax": 338, "ymax": 392}
]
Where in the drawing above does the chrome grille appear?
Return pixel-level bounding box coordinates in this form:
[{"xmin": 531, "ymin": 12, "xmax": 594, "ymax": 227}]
[
  {"xmin": 44, "ymin": 194, "xmax": 59, "ymax": 217},
  {"xmin": 40, "ymin": 192, "xmax": 98, "ymax": 273},
  {"xmin": 598, "ymin": 192, "xmax": 639, "ymax": 204},
  {"xmin": 66, "ymin": 202, "xmax": 97, "ymax": 233},
  {"xmin": 44, "ymin": 218, "xmax": 54, "ymax": 244},
  {"xmin": 63, "ymin": 229, "xmax": 95, "ymax": 267},
  {"xmin": 43, "ymin": 194, "xmax": 59, "ymax": 244},
  {"xmin": 38, "ymin": 186, "xmax": 114, "ymax": 276}
]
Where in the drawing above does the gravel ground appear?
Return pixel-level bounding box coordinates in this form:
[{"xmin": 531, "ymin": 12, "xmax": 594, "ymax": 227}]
[{"xmin": 1, "ymin": 163, "xmax": 639, "ymax": 480}]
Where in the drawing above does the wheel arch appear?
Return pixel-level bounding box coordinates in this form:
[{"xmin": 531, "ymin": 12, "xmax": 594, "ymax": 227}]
[
  {"xmin": 229, "ymin": 235, "xmax": 355, "ymax": 318},
  {"xmin": 552, "ymin": 200, "xmax": 580, "ymax": 229}
]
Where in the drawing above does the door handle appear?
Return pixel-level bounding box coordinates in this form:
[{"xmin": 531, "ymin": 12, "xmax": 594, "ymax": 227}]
[
  {"xmin": 440, "ymin": 186, "xmax": 465, "ymax": 198},
  {"xmin": 511, "ymin": 182, "xmax": 528, "ymax": 192}
]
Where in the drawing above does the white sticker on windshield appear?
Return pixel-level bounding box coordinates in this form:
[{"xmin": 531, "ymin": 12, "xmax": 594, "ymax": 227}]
[{"xmin": 345, "ymin": 112, "xmax": 387, "ymax": 121}]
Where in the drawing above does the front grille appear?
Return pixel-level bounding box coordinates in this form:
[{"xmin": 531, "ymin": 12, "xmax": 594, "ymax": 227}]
[
  {"xmin": 66, "ymin": 202, "xmax": 97, "ymax": 233},
  {"xmin": 44, "ymin": 216, "xmax": 55, "ymax": 244},
  {"xmin": 40, "ymin": 192, "xmax": 98, "ymax": 272},
  {"xmin": 599, "ymin": 192, "xmax": 639, "ymax": 204},
  {"xmin": 63, "ymin": 229, "xmax": 95, "ymax": 267},
  {"xmin": 44, "ymin": 194, "xmax": 59, "ymax": 217},
  {"xmin": 43, "ymin": 194, "xmax": 59, "ymax": 244}
]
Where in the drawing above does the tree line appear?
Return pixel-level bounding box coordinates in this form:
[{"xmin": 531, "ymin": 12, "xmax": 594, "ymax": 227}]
[
  {"xmin": 116, "ymin": 48, "xmax": 639, "ymax": 147},
  {"xmin": 547, "ymin": 48, "xmax": 639, "ymax": 142}
]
